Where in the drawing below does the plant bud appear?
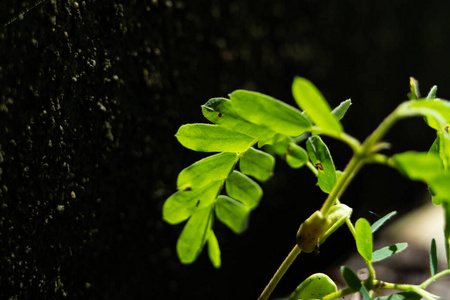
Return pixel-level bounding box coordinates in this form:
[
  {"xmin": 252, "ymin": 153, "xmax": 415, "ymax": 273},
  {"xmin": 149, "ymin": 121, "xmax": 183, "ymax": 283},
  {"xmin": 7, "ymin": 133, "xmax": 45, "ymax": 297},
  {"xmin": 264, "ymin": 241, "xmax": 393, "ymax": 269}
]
[{"xmin": 296, "ymin": 211, "xmax": 331, "ymax": 253}]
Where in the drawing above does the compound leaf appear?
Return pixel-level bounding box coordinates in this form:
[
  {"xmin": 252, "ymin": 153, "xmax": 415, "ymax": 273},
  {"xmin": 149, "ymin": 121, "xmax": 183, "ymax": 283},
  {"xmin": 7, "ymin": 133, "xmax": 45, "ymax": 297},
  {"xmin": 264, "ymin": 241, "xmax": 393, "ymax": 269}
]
[
  {"xmin": 240, "ymin": 147, "xmax": 275, "ymax": 182},
  {"xmin": 286, "ymin": 143, "xmax": 309, "ymax": 169},
  {"xmin": 202, "ymin": 98, "xmax": 277, "ymax": 142},
  {"xmin": 177, "ymin": 205, "xmax": 214, "ymax": 264},
  {"xmin": 225, "ymin": 171, "xmax": 262, "ymax": 209},
  {"xmin": 341, "ymin": 266, "xmax": 370, "ymax": 300},
  {"xmin": 372, "ymin": 243, "xmax": 408, "ymax": 262},
  {"xmin": 216, "ymin": 196, "xmax": 251, "ymax": 234},
  {"xmin": 177, "ymin": 152, "xmax": 238, "ymax": 190},
  {"xmin": 355, "ymin": 218, "xmax": 373, "ymax": 262},
  {"xmin": 292, "ymin": 77, "xmax": 342, "ymax": 134},
  {"xmin": 207, "ymin": 230, "xmax": 221, "ymax": 268},
  {"xmin": 230, "ymin": 90, "xmax": 311, "ymax": 137},
  {"xmin": 289, "ymin": 273, "xmax": 337, "ymax": 300},
  {"xmin": 306, "ymin": 136, "xmax": 337, "ymax": 193},
  {"xmin": 176, "ymin": 124, "xmax": 255, "ymax": 153}
]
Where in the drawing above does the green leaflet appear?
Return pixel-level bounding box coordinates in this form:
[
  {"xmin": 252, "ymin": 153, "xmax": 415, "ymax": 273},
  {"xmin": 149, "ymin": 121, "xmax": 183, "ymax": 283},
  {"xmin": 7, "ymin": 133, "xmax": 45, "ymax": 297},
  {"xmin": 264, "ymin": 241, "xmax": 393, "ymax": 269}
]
[
  {"xmin": 216, "ymin": 195, "xmax": 251, "ymax": 234},
  {"xmin": 163, "ymin": 180, "xmax": 223, "ymax": 224},
  {"xmin": 207, "ymin": 230, "xmax": 221, "ymax": 268},
  {"xmin": 341, "ymin": 266, "xmax": 370, "ymax": 300},
  {"xmin": 372, "ymin": 243, "xmax": 408, "ymax": 262},
  {"xmin": 292, "ymin": 77, "xmax": 342, "ymax": 134},
  {"xmin": 430, "ymin": 238, "xmax": 437, "ymax": 276},
  {"xmin": 306, "ymin": 136, "xmax": 337, "ymax": 193},
  {"xmin": 371, "ymin": 211, "xmax": 397, "ymax": 233},
  {"xmin": 407, "ymin": 77, "xmax": 420, "ymax": 100},
  {"xmin": 177, "ymin": 152, "xmax": 238, "ymax": 190},
  {"xmin": 400, "ymin": 99, "xmax": 450, "ymax": 131},
  {"xmin": 355, "ymin": 218, "xmax": 373, "ymax": 262},
  {"xmin": 240, "ymin": 147, "xmax": 275, "ymax": 182},
  {"xmin": 202, "ymin": 98, "xmax": 277, "ymax": 143},
  {"xmin": 331, "ymin": 99, "xmax": 352, "ymax": 121},
  {"xmin": 225, "ymin": 171, "xmax": 262, "ymax": 209},
  {"xmin": 177, "ymin": 205, "xmax": 214, "ymax": 264},
  {"xmin": 286, "ymin": 143, "xmax": 309, "ymax": 169},
  {"xmin": 289, "ymin": 273, "xmax": 337, "ymax": 300},
  {"xmin": 176, "ymin": 124, "xmax": 256, "ymax": 153},
  {"xmin": 230, "ymin": 90, "xmax": 311, "ymax": 137}
]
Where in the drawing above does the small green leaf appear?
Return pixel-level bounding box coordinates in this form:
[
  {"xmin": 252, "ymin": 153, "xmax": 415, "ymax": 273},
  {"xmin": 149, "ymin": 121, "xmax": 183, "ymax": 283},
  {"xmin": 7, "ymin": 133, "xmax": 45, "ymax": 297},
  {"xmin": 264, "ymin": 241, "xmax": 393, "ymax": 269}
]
[
  {"xmin": 355, "ymin": 218, "xmax": 373, "ymax": 261},
  {"xmin": 407, "ymin": 77, "xmax": 420, "ymax": 100},
  {"xmin": 406, "ymin": 99, "xmax": 450, "ymax": 130},
  {"xmin": 202, "ymin": 98, "xmax": 277, "ymax": 142},
  {"xmin": 372, "ymin": 243, "xmax": 408, "ymax": 262},
  {"xmin": 177, "ymin": 152, "xmax": 238, "ymax": 190},
  {"xmin": 292, "ymin": 77, "xmax": 342, "ymax": 133},
  {"xmin": 216, "ymin": 196, "xmax": 251, "ymax": 234},
  {"xmin": 391, "ymin": 151, "xmax": 443, "ymax": 182},
  {"xmin": 320, "ymin": 204, "xmax": 353, "ymax": 244},
  {"xmin": 207, "ymin": 230, "xmax": 221, "ymax": 268},
  {"xmin": 240, "ymin": 147, "xmax": 275, "ymax": 182},
  {"xmin": 225, "ymin": 171, "xmax": 262, "ymax": 209},
  {"xmin": 163, "ymin": 180, "xmax": 223, "ymax": 224},
  {"xmin": 371, "ymin": 211, "xmax": 397, "ymax": 233},
  {"xmin": 289, "ymin": 273, "xmax": 337, "ymax": 300},
  {"xmin": 176, "ymin": 205, "xmax": 214, "ymax": 264},
  {"xmin": 427, "ymin": 86, "xmax": 438, "ymax": 100},
  {"xmin": 176, "ymin": 124, "xmax": 256, "ymax": 152},
  {"xmin": 306, "ymin": 136, "xmax": 337, "ymax": 193},
  {"xmin": 286, "ymin": 143, "xmax": 309, "ymax": 169},
  {"xmin": 331, "ymin": 99, "xmax": 352, "ymax": 121},
  {"xmin": 341, "ymin": 266, "xmax": 370, "ymax": 299},
  {"xmin": 263, "ymin": 136, "xmax": 291, "ymax": 156},
  {"xmin": 430, "ymin": 238, "xmax": 438, "ymax": 276},
  {"xmin": 230, "ymin": 90, "xmax": 312, "ymax": 137},
  {"xmin": 375, "ymin": 291, "xmax": 421, "ymax": 300}
]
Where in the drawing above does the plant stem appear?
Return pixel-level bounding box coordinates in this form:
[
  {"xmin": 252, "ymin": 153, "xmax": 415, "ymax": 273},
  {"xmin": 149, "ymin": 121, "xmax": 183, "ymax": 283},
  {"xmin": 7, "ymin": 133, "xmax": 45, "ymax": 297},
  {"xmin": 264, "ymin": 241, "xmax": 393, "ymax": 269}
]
[
  {"xmin": 257, "ymin": 245, "xmax": 301, "ymax": 300},
  {"xmin": 420, "ymin": 269, "xmax": 450, "ymax": 288},
  {"xmin": 321, "ymin": 286, "xmax": 355, "ymax": 300}
]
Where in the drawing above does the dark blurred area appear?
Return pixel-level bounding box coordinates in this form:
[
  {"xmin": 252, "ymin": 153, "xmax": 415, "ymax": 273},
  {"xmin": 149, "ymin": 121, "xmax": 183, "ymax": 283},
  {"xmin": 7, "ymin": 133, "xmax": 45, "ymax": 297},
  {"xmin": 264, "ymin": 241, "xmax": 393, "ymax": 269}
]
[{"xmin": 0, "ymin": 1, "xmax": 449, "ymax": 299}]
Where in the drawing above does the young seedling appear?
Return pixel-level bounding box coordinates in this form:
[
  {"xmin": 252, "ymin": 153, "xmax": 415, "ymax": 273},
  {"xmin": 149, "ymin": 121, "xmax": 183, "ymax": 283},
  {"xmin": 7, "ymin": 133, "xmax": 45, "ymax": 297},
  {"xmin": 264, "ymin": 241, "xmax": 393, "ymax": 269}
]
[{"xmin": 163, "ymin": 77, "xmax": 450, "ymax": 299}]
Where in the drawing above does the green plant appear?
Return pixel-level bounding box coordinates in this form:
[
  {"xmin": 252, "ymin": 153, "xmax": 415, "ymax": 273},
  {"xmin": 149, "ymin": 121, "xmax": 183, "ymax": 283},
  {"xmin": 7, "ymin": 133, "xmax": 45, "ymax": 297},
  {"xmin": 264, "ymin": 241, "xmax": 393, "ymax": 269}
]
[{"xmin": 163, "ymin": 77, "xmax": 450, "ymax": 299}]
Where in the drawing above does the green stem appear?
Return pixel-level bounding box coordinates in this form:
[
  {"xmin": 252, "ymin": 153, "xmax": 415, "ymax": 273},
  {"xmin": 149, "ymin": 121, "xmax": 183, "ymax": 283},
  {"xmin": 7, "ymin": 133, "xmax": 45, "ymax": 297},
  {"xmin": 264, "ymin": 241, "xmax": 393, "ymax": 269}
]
[
  {"xmin": 257, "ymin": 245, "xmax": 301, "ymax": 300},
  {"xmin": 420, "ymin": 269, "xmax": 450, "ymax": 288},
  {"xmin": 321, "ymin": 286, "xmax": 355, "ymax": 300}
]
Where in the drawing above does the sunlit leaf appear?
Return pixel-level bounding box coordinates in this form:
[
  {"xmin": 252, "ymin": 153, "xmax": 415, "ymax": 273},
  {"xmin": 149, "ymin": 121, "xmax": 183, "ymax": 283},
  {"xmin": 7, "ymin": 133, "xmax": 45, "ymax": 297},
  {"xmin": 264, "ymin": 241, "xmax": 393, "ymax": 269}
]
[
  {"xmin": 207, "ymin": 230, "xmax": 221, "ymax": 268},
  {"xmin": 427, "ymin": 86, "xmax": 438, "ymax": 100},
  {"xmin": 216, "ymin": 196, "xmax": 251, "ymax": 234},
  {"xmin": 306, "ymin": 136, "xmax": 337, "ymax": 193},
  {"xmin": 177, "ymin": 152, "xmax": 238, "ymax": 190},
  {"xmin": 371, "ymin": 211, "xmax": 397, "ymax": 233},
  {"xmin": 372, "ymin": 243, "xmax": 408, "ymax": 262},
  {"xmin": 176, "ymin": 124, "xmax": 255, "ymax": 152},
  {"xmin": 391, "ymin": 151, "xmax": 443, "ymax": 181},
  {"xmin": 332, "ymin": 99, "xmax": 352, "ymax": 121},
  {"xmin": 240, "ymin": 147, "xmax": 275, "ymax": 182},
  {"xmin": 202, "ymin": 98, "xmax": 277, "ymax": 142},
  {"xmin": 263, "ymin": 136, "xmax": 291, "ymax": 156},
  {"xmin": 355, "ymin": 218, "xmax": 373, "ymax": 262},
  {"xmin": 163, "ymin": 180, "xmax": 223, "ymax": 224},
  {"xmin": 225, "ymin": 171, "xmax": 262, "ymax": 209},
  {"xmin": 292, "ymin": 77, "xmax": 342, "ymax": 134},
  {"xmin": 341, "ymin": 266, "xmax": 370, "ymax": 300},
  {"xmin": 289, "ymin": 273, "xmax": 337, "ymax": 300},
  {"xmin": 177, "ymin": 205, "xmax": 214, "ymax": 264},
  {"xmin": 430, "ymin": 238, "xmax": 438, "ymax": 276},
  {"xmin": 230, "ymin": 90, "xmax": 311, "ymax": 136},
  {"xmin": 286, "ymin": 143, "xmax": 309, "ymax": 169}
]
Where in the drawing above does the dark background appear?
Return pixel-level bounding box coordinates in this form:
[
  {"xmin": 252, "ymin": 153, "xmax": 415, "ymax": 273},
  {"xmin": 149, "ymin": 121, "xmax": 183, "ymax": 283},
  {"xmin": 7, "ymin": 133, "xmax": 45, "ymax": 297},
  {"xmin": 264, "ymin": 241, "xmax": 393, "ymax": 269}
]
[{"xmin": 1, "ymin": 1, "xmax": 449, "ymax": 299}]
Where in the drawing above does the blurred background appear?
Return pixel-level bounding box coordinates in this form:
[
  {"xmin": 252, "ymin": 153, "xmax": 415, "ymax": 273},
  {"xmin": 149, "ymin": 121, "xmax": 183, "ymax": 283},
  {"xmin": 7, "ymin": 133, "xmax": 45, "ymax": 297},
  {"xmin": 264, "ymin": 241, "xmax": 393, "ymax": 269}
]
[{"xmin": 1, "ymin": 0, "xmax": 450, "ymax": 299}]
